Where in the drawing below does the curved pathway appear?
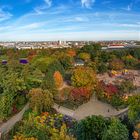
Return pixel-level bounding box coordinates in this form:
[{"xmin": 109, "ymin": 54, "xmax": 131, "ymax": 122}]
[
  {"xmin": 54, "ymin": 96, "xmax": 128, "ymax": 121},
  {"xmin": 0, "ymin": 103, "xmax": 29, "ymax": 136}
]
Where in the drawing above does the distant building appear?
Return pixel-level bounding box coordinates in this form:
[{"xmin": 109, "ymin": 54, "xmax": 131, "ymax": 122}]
[
  {"xmin": 107, "ymin": 44, "xmax": 125, "ymax": 49},
  {"xmin": 74, "ymin": 59, "xmax": 85, "ymax": 67}
]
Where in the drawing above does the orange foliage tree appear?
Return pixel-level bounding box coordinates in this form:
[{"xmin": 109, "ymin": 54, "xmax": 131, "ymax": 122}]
[
  {"xmin": 67, "ymin": 50, "xmax": 76, "ymax": 57},
  {"xmin": 53, "ymin": 71, "xmax": 64, "ymax": 88},
  {"xmin": 132, "ymin": 131, "xmax": 139, "ymax": 140}
]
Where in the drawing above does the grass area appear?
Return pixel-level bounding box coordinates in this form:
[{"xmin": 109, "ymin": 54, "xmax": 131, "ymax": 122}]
[{"xmin": 55, "ymin": 99, "xmax": 84, "ymax": 110}]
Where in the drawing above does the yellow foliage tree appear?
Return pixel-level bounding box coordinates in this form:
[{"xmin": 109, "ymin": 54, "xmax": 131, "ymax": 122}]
[
  {"xmin": 28, "ymin": 88, "xmax": 54, "ymax": 113},
  {"xmin": 71, "ymin": 67, "xmax": 97, "ymax": 89},
  {"xmin": 78, "ymin": 52, "xmax": 91, "ymax": 61}
]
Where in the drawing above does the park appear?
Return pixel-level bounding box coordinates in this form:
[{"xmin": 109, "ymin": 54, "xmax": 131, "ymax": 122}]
[{"xmin": 0, "ymin": 44, "xmax": 140, "ymax": 140}]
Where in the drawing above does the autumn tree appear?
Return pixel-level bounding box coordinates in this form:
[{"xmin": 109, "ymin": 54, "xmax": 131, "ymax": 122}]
[
  {"xmin": 67, "ymin": 49, "xmax": 76, "ymax": 57},
  {"xmin": 53, "ymin": 71, "xmax": 64, "ymax": 88},
  {"xmin": 109, "ymin": 58, "xmax": 124, "ymax": 70},
  {"xmin": 28, "ymin": 88, "xmax": 54, "ymax": 113},
  {"xmin": 71, "ymin": 67, "xmax": 97, "ymax": 89},
  {"xmin": 78, "ymin": 53, "xmax": 91, "ymax": 61},
  {"xmin": 122, "ymin": 55, "xmax": 138, "ymax": 68}
]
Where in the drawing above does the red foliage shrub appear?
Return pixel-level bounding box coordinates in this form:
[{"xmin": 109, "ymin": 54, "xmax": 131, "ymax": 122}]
[
  {"xmin": 70, "ymin": 87, "xmax": 91, "ymax": 101},
  {"xmin": 99, "ymin": 81, "xmax": 118, "ymax": 96}
]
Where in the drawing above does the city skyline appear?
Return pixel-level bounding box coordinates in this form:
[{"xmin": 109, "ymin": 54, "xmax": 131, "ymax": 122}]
[{"xmin": 0, "ymin": 0, "xmax": 140, "ymax": 41}]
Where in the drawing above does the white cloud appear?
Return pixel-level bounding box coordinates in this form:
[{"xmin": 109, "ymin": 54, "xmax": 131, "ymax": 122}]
[
  {"xmin": 81, "ymin": 0, "xmax": 95, "ymax": 8},
  {"xmin": 33, "ymin": 0, "xmax": 52, "ymax": 15},
  {"xmin": 0, "ymin": 8, "xmax": 12, "ymax": 22},
  {"xmin": 44, "ymin": 0, "xmax": 52, "ymax": 7},
  {"xmin": 124, "ymin": 5, "xmax": 131, "ymax": 11},
  {"xmin": 18, "ymin": 22, "xmax": 45, "ymax": 30},
  {"xmin": 75, "ymin": 17, "xmax": 85, "ymax": 22},
  {"xmin": 122, "ymin": 3, "xmax": 133, "ymax": 11}
]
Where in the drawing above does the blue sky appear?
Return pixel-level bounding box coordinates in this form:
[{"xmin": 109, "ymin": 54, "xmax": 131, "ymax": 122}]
[{"xmin": 0, "ymin": 0, "xmax": 140, "ymax": 41}]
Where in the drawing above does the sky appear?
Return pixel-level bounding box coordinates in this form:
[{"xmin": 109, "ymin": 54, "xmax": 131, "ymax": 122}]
[{"xmin": 0, "ymin": 0, "xmax": 140, "ymax": 41}]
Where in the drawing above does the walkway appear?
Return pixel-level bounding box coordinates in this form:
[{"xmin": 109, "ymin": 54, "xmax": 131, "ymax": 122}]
[
  {"xmin": 0, "ymin": 103, "xmax": 29, "ymax": 135},
  {"xmin": 54, "ymin": 96, "xmax": 128, "ymax": 121}
]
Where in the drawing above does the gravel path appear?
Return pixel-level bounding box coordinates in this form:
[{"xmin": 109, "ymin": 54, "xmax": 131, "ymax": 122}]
[{"xmin": 54, "ymin": 96, "xmax": 128, "ymax": 121}]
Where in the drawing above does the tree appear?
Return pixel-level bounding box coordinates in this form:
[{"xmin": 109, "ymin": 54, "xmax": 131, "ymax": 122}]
[
  {"xmin": 60, "ymin": 56, "xmax": 74, "ymax": 70},
  {"xmin": 42, "ymin": 60, "xmax": 65, "ymax": 91},
  {"xmin": 32, "ymin": 57, "xmax": 55, "ymax": 73},
  {"xmin": 122, "ymin": 55, "xmax": 138, "ymax": 68},
  {"xmin": 1, "ymin": 70, "xmax": 26, "ymax": 96},
  {"xmin": 53, "ymin": 71, "xmax": 63, "ymax": 88},
  {"xmin": 97, "ymin": 63, "xmax": 108, "ymax": 74},
  {"xmin": 119, "ymin": 80, "xmax": 135, "ymax": 94},
  {"xmin": 109, "ymin": 59, "xmax": 124, "ymax": 70},
  {"xmin": 102, "ymin": 118, "xmax": 129, "ymax": 140},
  {"xmin": 128, "ymin": 95, "xmax": 140, "ymax": 122},
  {"xmin": 87, "ymin": 61, "xmax": 97, "ymax": 72},
  {"xmin": 76, "ymin": 115, "xmax": 108, "ymax": 140},
  {"xmin": 80, "ymin": 43, "xmax": 102, "ymax": 60},
  {"xmin": 28, "ymin": 88, "xmax": 54, "ymax": 113},
  {"xmin": 67, "ymin": 49, "xmax": 76, "ymax": 57},
  {"xmin": 0, "ymin": 94, "xmax": 14, "ymax": 119},
  {"xmin": 71, "ymin": 67, "xmax": 97, "ymax": 89},
  {"xmin": 78, "ymin": 53, "xmax": 90, "ymax": 61}
]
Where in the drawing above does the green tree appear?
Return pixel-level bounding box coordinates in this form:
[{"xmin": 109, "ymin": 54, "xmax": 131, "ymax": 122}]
[
  {"xmin": 122, "ymin": 55, "xmax": 138, "ymax": 68},
  {"xmin": 97, "ymin": 63, "xmax": 108, "ymax": 74},
  {"xmin": 0, "ymin": 93, "xmax": 14, "ymax": 119},
  {"xmin": 119, "ymin": 80, "xmax": 135, "ymax": 94},
  {"xmin": 102, "ymin": 118, "xmax": 129, "ymax": 140},
  {"xmin": 76, "ymin": 115, "xmax": 108, "ymax": 140},
  {"xmin": 59, "ymin": 56, "xmax": 74, "ymax": 70},
  {"xmin": 128, "ymin": 95, "xmax": 140, "ymax": 122},
  {"xmin": 80, "ymin": 43, "xmax": 102, "ymax": 59},
  {"xmin": 32, "ymin": 57, "xmax": 55, "ymax": 73}
]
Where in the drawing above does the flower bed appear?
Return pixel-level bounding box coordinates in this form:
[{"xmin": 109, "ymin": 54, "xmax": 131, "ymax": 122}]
[{"xmin": 10, "ymin": 111, "xmax": 76, "ymax": 140}]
